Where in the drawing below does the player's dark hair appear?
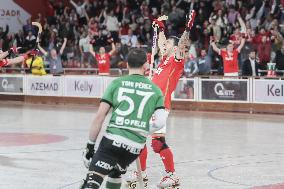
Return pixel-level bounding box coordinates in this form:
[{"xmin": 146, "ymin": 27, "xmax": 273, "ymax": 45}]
[
  {"xmin": 127, "ymin": 48, "xmax": 147, "ymax": 68},
  {"xmin": 168, "ymin": 36, "xmax": 179, "ymax": 46}
]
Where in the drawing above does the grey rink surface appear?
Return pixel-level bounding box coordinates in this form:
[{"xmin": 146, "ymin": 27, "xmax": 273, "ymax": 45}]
[{"xmin": 0, "ymin": 101, "xmax": 284, "ymax": 189}]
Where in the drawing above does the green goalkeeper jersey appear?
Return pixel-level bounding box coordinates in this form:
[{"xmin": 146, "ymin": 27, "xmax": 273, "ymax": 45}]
[{"xmin": 101, "ymin": 74, "xmax": 164, "ymax": 148}]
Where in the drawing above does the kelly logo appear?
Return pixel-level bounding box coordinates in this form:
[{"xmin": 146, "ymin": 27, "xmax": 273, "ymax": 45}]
[
  {"xmin": 74, "ymin": 80, "xmax": 93, "ymax": 94},
  {"xmin": 267, "ymin": 84, "xmax": 284, "ymax": 96}
]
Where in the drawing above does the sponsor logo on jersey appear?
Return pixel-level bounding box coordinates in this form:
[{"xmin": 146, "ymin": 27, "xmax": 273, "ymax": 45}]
[
  {"xmin": 95, "ymin": 161, "xmax": 113, "ymax": 170},
  {"xmin": 115, "ymin": 116, "xmax": 146, "ymax": 128},
  {"xmin": 214, "ymin": 83, "xmax": 234, "ymax": 97},
  {"xmin": 112, "ymin": 141, "xmax": 142, "ymax": 155}
]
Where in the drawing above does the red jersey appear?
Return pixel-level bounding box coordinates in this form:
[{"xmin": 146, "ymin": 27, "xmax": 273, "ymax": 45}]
[
  {"xmin": 95, "ymin": 53, "xmax": 111, "ymax": 74},
  {"xmin": 152, "ymin": 56, "xmax": 185, "ymax": 109},
  {"xmin": 220, "ymin": 49, "xmax": 239, "ymax": 74}
]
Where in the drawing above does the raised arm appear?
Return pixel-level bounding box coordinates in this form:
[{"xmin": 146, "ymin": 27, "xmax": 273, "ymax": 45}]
[
  {"xmin": 152, "ymin": 16, "xmax": 168, "ymax": 56},
  {"xmin": 175, "ymin": 30, "xmax": 190, "ymax": 60},
  {"xmin": 0, "ymin": 51, "xmax": 9, "ymax": 60},
  {"xmin": 89, "ymin": 44, "xmax": 96, "ymax": 57},
  {"xmin": 210, "ymin": 40, "xmax": 221, "ymax": 55},
  {"xmin": 237, "ymin": 14, "xmax": 246, "ymax": 33},
  {"xmin": 175, "ymin": 9, "xmax": 196, "ymax": 60},
  {"xmin": 109, "ymin": 41, "xmax": 116, "ymax": 56},
  {"xmin": 69, "ymin": 0, "xmax": 78, "ymax": 9},
  {"xmin": 158, "ymin": 31, "xmax": 167, "ymax": 55},
  {"xmin": 59, "ymin": 38, "xmax": 67, "ymax": 55},
  {"xmin": 37, "ymin": 43, "xmax": 48, "ymax": 56},
  {"xmin": 237, "ymin": 37, "xmax": 245, "ymax": 53}
]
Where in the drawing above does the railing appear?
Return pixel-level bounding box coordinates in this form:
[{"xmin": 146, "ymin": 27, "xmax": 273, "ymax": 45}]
[{"xmin": 2, "ymin": 67, "xmax": 284, "ymax": 77}]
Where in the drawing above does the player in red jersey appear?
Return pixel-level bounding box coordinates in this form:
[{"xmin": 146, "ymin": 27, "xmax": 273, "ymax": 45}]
[
  {"xmin": 89, "ymin": 40, "xmax": 116, "ymax": 75},
  {"xmin": 0, "ymin": 47, "xmax": 28, "ymax": 68},
  {"xmin": 127, "ymin": 11, "xmax": 195, "ymax": 189}
]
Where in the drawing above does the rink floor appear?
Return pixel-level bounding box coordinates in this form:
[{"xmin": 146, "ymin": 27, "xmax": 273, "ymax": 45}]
[{"xmin": 0, "ymin": 101, "xmax": 284, "ymax": 189}]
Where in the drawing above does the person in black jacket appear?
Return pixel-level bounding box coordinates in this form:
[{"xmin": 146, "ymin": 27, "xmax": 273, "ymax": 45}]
[
  {"xmin": 275, "ymin": 45, "xmax": 284, "ymax": 75},
  {"xmin": 242, "ymin": 49, "xmax": 259, "ymax": 76}
]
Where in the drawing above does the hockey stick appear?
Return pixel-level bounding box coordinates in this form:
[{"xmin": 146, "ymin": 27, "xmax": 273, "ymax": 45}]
[
  {"xmin": 32, "ymin": 22, "xmax": 43, "ymax": 44},
  {"xmin": 135, "ymin": 159, "xmax": 144, "ymax": 189},
  {"xmin": 150, "ymin": 15, "xmax": 168, "ymax": 78}
]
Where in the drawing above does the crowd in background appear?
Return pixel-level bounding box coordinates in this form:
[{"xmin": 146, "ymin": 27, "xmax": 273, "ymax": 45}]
[{"xmin": 1, "ymin": 0, "xmax": 284, "ymax": 76}]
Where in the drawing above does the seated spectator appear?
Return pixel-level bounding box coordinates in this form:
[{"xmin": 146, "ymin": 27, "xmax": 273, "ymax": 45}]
[
  {"xmin": 89, "ymin": 39, "xmax": 116, "ymax": 75},
  {"xmin": 184, "ymin": 55, "xmax": 199, "ymax": 78},
  {"xmin": 241, "ymin": 49, "xmax": 259, "ymax": 76},
  {"xmin": 38, "ymin": 38, "xmax": 67, "ymax": 75},
  {"xmin": 275, "ymin": 44, "xmax": 284, "ymax": 75}
]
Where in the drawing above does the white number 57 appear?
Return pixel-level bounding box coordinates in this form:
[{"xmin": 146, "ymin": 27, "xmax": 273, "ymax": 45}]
[{"xmin": 115, "ymin": 87, "xmax": 154, "ymax": 119}]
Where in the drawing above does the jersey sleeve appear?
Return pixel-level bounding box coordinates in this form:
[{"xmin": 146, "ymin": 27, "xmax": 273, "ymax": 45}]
[{"xmin": 101, "ymin": 80, "xmax": 117, "ymax": 107}]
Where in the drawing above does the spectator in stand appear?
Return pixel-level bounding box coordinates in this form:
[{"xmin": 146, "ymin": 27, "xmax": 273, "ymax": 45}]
[
  {"xmin": 184, "ymin": 55, "xmax": 199, "ymax": 77},
  {"xmin": 79, "ymin": 32, "xmax": 92, "ymax": 67},
  {"xmin": 275, "ymin": 44, "xmax": 284, "ymax": 75},
  {"xmin": 208, "ymin": 18, "xmax": 222, "ymax": 42},
  {"xmin": 120, "ymin": 29, "xmax": 138, "ymax": 48},
  {"xmin": 89, "ymin": 39, "xmax": 116, "ymax": 75},
  {"xmin": 70, "ymin": 0, "xmax": 88, "ymax": 26},
  {"xmin": 197, "ymin": 47, "xmax": 213, "ymax": 75},
  {"xmin": 211, "ymin": 35, "xmax": 245, "ymax": 76},
  {"xmin": 257, "ymin": 35, "xmax": 271, "ymax": 69},
  {"xmin": 25, "ymin": 50, "xmax": 47, "ymax": 76},
  {"xmin": 242, "ymin": 49, "xmax": 260, "ymax": 76},
  {"xmin": 104, "ymin": 9, "xmax": 120, "ymax": 42},
  {"xmin": 211, "ymin": 13, "xmax": 246, "ymax": 76},
  {"xmin": 0, "ymin": 25, "xmax": 9, "ymax": 45},
  {"xmin": 38, "ymin": 38, "xmax": 67, "ymax": 75},
  {"xmin": 25, "ymin": 31, "xmax": 37, "ymax": 50}
]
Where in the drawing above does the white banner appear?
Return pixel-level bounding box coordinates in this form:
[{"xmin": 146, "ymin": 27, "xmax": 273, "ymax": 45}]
[
  {"xmin": 103, "ymin": 76, "xmax": 117, "ymax": 92},
  {"xmin": 254, "ymin": 79, "xmax": 284, "ymax": 104},
  {"xmin": 26, "ymin": 76, "xmax": 63, "ymax": 96},
  {"xmin": 64, "ymin": 76, "xmax": 104, "ymax": 98},
  {"xmin": 0, "ymin": 0, "xmax": 30, "ymax": 34},
  {"xmin": 0, "ymin": 74, "xmax": 24, "ymax": 95}
]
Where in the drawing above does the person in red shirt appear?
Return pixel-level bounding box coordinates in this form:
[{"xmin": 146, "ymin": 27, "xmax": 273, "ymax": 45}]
[
  {"xmin": 127, "ymin": 12, "xmax": 194, "ymax": 189},
  {"xmin": 211, "ymin": 36, "xmax": 245, "ymax": 76},
  {"xmin": 89, "ymin": 40, "xmax": 116, "ymax": 75}
]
